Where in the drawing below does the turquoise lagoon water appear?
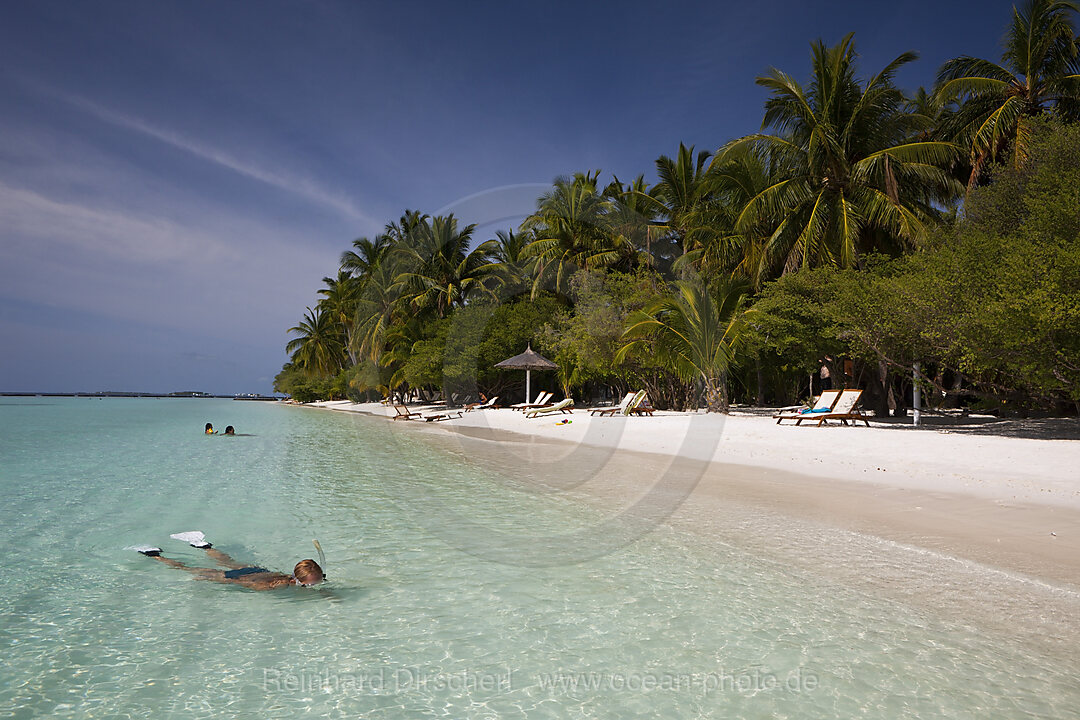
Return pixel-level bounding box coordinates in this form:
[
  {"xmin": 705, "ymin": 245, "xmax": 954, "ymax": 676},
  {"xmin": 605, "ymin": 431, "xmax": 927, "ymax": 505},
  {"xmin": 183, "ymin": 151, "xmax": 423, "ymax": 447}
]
[{"xmin": 2, "ymin": 398, "xmax": 1079, "ymax": 718}]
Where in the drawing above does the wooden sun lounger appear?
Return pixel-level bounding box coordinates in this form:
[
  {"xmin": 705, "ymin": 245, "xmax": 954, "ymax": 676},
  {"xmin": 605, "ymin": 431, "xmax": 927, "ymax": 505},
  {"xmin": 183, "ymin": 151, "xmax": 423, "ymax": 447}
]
[
  {"xmin": 511, "ymin": 391, "xmax": 552, "ymax": 411},
  {"xmin": 590, "ymin": 392, "xmax": 636, "ymax": 416},
  {"xmin": 423, "ymin": 410, "xmax": 463, "ymax": 422},
  {"xmin": 774, "ymin": 389, "xmax": 841, "ymax": 424},
  {"xmin": 392, "ymin": 403, "xmax": 423, "ymax": 421},
  {"xmin": 525, "ymin": 398, "xmax": 574, "ymax": 418},
  {"xmin": 628, "ymin": 392, "xmax": 654, "ymax": 416},
  {"xmin": 465, "ymin": 396, "xmax": 499, "ymax": 412},
  {"xmin": 794, "ymin": 389, "xmax": 869, "ymax": 426}
]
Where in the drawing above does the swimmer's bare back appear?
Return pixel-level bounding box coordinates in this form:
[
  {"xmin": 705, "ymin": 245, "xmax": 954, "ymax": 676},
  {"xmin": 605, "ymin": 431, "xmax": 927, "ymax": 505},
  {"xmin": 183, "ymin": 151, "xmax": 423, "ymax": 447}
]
[{"xmin": 149, "ymin": 552, "xmax": 295, "ymax": 590}]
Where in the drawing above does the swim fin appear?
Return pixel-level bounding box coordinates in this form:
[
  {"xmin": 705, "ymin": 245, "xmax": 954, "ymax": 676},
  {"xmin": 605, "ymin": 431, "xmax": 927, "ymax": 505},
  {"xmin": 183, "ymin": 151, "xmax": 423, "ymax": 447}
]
[{"xmin": 170, "ymin": 530, "xmax": 212, "ymax": 549}]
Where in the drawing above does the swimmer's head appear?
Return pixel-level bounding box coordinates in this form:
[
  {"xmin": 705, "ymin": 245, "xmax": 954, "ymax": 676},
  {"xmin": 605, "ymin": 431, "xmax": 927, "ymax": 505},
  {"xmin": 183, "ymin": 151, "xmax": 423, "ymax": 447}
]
[
  {"xmin": 224, "ymin": 426, "xmax": 235, "ymax": 435},
  {"xmin": 293, "ymin": 559, "xmax": 324, "ymax": 586},
  {"xmin": 205, "ymin": 423, "xmax": 214, "ymax": 433}
]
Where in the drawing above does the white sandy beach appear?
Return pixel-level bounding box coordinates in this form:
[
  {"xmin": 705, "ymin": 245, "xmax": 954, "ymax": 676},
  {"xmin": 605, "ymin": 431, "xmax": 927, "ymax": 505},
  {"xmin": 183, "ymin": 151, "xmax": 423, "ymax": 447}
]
[
  {"xmin": 301, "ymin": 399, "xmax": 1080, "ymax": 585},
  {"xmin": 310, "ymin": 400, "xmax": 1080, "ymax": 506}
]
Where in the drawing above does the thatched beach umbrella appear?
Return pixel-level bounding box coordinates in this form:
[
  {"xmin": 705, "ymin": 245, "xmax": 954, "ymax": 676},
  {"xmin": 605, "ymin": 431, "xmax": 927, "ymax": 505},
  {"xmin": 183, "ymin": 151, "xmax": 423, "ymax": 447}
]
[{"xmin": 494, "ymin": 344, "xmax": 557, "ymax": 403}]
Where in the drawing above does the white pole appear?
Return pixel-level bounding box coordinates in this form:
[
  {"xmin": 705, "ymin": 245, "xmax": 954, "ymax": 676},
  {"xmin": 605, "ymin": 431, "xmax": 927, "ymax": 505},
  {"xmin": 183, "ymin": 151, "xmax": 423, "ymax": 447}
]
[
  {"xmin": 913, "ymin": 362, "xmax": 922, "ymax": 427},
  {"xmin": 526, "ymin": 369, "xmax": 531, "ymax": 404}
]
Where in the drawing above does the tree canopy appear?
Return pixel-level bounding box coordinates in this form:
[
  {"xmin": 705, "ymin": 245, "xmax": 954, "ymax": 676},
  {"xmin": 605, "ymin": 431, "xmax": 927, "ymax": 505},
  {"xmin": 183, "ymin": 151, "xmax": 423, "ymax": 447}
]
[{"xmin": 279, "ymin": 4, "xmax": 1080, "ymax": 417}]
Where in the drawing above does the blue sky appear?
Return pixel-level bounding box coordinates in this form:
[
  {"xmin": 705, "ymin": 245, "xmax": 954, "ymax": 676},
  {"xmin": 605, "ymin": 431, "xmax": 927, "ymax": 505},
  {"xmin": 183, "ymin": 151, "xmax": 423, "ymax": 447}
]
[{"xmin": 1, "ymin": 0, "xmax": 1018, "ymax": 393}]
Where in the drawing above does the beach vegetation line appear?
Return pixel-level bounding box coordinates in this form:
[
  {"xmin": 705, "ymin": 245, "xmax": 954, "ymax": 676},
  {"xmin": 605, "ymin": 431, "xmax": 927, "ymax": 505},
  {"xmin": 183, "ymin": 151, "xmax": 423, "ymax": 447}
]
[{"xmin": 279, "ymin": 1, "xmax": 1080, "ymax": 417}]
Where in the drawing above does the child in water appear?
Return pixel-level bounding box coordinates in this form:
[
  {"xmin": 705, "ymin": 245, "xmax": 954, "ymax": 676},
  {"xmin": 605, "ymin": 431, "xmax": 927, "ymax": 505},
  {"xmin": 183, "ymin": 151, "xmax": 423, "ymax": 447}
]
[
  {"xmin": 133, "ymin": 532, "xmax": 325, "ymax": 590},
  {"xmin": 204, "ymin": 423, "xmax": 215, "ymax": 434}
]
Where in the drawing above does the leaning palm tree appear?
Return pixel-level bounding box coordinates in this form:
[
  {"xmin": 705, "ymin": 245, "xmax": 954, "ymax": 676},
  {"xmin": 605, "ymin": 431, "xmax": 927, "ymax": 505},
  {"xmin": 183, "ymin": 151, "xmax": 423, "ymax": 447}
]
[
  {"xmin": 936, "ymin": 0, "xmax": 1080, "ymax": 185},
  {"xmin": 286, "ymin": 307, "xmax": 347, "ymax": 378},
  {"xmin": 617, "ymin": 279, "xmax": 750, "ymax": 413},
  {"xmin": 719, "ymin": 34, "xmax": 962, "ymax": 272}
]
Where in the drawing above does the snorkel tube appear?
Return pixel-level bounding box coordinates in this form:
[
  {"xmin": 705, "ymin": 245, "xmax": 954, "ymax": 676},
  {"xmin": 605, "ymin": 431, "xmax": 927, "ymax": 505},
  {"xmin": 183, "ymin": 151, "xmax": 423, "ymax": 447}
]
[
  {"xmin": 308, "ymin": 538, "xmax": 327, "ymax": 584},
  {"xmin": 293, "ymin": 539, "xmax": 328, "ymax": 586}
]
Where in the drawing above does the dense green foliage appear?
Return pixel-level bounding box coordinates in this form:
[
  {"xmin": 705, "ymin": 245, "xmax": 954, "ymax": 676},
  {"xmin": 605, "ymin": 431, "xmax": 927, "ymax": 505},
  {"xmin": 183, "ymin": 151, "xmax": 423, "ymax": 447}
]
[
  {"xmin": 750, "ymin": 119, "xmax": 1080, "ymax": 414},
  {"xmin": 273, "ymin": 362, "xmax": 348, "ymax": 403},
  {"xmin": 397, "ymin": 296, "xmax": 564, "ymax": 399},
  {"xmin": 539, "ymin": 270, "xmax": 699, "ymax": 408},
  {"xmin": 280, "ymin": 2, "xmax": 1080, "ymax": 416}
]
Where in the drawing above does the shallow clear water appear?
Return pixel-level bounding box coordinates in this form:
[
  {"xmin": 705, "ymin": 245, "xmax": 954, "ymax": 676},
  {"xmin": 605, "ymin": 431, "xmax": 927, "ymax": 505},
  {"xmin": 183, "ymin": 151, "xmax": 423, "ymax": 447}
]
[{"xmin": 2, "ymin": 398, "xmax": 1079, "ymax": 718}]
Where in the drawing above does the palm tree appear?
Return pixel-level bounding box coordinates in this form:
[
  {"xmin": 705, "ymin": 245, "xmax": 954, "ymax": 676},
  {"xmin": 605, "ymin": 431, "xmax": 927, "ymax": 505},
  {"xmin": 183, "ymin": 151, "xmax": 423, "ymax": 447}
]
[
  {"xmin": 719, "ymin": 34, "xmax": 962, "ymax": 272},
  {"xmin": 476, "ymin": 229, "xmax": 535, "ymax": 298},
  {"xmin": 286, "ymin": 307, "xmax": 347, "ymax": 378},
  {"xmin": 395, "ymin": 214, "xmax": 495, "ymax": 318},
  {"xmin": 384, "ymin": 210, "xmax": 429, "ymax": 246},
  {"xmin": 316, "ymin": 270, "xmax": 360, "ymax": 364},
  {"xmin": 618, "ymin": 279, "xmax": 750, "ymax": 413},
  {"xmin": 684, "ymin": 144, "xmax": 782, "ymax": 287},
  {"xmin": 906, "ymin": 86, "xmax": 953, "ymax": 139},
  {"xmin": 521, "ymin": 172, "xmax": 631, "ymax": 297},
  {"xmin": 340, "ymin": 235, "xmax": 390, "ymax": 286},
  {"xmin": 644, "ymin": 144, "xmax": 717, "ymax": 258},
  {"xmin": 936, "ymin": 0, "xmax": 1080, "ymax": 185},
  {"xmin": 352, "ymin": 256, "xmax": 407, "ymax": 364},
  {"xmin": 603, "ymin": 175, "xmax": 667, "ymax": 271},
  {"xmin": 379, "ymin": 316, "xmax": 432, "ymax": 398}
]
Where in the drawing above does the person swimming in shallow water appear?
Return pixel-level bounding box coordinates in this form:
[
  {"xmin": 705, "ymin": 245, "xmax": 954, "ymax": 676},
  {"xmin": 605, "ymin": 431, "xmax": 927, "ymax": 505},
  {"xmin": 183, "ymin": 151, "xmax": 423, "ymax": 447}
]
[
  {"xmin": 223, "ymin": 426, "xmax": 235, "ymax": 435},
  {"xmin": 204, "ymin": 423, "xmax": 216, "ymax": 435},
  {"xmin": 132, "ymin": 531, "xmax": 325, "ymax": 590}
]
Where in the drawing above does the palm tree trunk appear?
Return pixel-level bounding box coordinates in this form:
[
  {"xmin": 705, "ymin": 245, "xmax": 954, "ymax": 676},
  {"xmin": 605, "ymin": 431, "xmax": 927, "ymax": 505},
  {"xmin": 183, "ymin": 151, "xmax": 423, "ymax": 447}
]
[
  {"xmin": 345, "ymin": 326, "xmax": 358, "ymax": 366},
  {"xmin": 704, "ymin": 378, "xmax": 720, "ymax": 413},
  {"xmin": 703, "ymin": 375, "xmax": 730, "ymax": 414}
]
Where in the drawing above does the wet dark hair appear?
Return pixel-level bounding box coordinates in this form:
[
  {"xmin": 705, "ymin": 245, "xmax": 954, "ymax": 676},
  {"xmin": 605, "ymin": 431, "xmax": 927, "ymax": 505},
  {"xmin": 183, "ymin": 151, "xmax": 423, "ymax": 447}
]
[
  {"xmin": 205, "ymin": 423, "xmax": 213, "ymax": 431},
  {"xmin": 224, "ymin": 426, "xmax": 235, "ymax": 435},
  {"xmin": 293, "ymin": 559, "xmax": 324, "ymax": 585}
]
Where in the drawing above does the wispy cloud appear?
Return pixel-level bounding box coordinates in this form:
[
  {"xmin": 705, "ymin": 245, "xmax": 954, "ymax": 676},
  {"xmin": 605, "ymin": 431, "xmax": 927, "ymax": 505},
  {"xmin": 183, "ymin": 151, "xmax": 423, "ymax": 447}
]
[
  {"xmin": 0, "ymin": 174, "xmax": 335, "ymax": 342},
  {"xmin": 0, "ymin": 180, "xmax": 228, "ymax": 264},
  {"xmin": 32, "ymin": 84, "xmax": 376, "ymax": 226}
]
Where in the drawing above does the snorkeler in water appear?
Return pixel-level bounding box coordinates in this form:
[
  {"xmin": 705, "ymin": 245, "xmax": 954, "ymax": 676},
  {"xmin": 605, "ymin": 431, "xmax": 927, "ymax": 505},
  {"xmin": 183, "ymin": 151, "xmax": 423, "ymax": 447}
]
[{"xmin": 131, "ymin": 532, "xmax": 325, "ymax": 590}]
